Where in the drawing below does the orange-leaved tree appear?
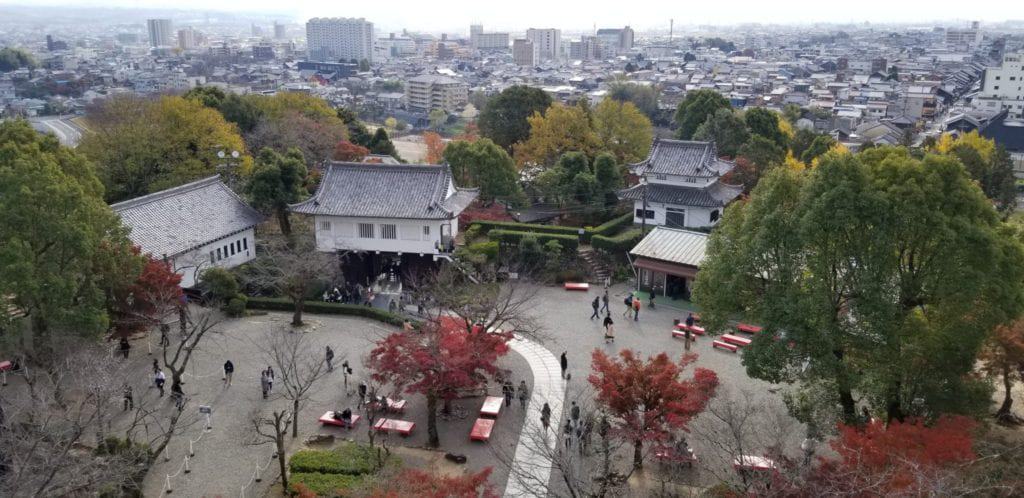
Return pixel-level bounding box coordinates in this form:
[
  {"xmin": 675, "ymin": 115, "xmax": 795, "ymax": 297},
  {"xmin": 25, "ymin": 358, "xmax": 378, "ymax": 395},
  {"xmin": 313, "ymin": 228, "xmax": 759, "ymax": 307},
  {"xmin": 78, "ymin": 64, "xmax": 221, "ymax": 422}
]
[
  {"xmin": 980, "ymin": 320, "xmax": 1024, "ymax": 424},
  {"xmin": 424, "ymin": 131, "xmax": 446, "ymax": 164},
  {"xmin": 367, "ymin": 467, "xmax": 497, "ymax": 498}
]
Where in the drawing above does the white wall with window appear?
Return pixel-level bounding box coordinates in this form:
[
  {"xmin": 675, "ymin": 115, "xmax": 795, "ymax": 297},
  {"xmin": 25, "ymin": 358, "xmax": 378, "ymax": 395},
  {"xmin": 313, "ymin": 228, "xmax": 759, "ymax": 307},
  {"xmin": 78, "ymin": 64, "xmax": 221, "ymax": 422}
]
[
  {"xmin": 313, "ymin": 215, "xmax": 457, "ymax": 255},
  {"xmin": 167, "ymin": 227, "xmax": 256, "ymax": 288},
  {"xmin": 631, "ymin": 201, "xmax": 718, "ymax": 229}
]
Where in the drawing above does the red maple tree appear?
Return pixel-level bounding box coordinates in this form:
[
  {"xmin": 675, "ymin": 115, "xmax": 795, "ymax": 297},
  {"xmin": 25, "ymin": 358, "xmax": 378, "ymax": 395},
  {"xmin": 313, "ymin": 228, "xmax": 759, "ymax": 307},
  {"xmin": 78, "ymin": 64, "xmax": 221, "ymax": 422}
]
[
  {"xmin": 423, "ymin": 131, "xmax": 446, "ymax": 164},
  {"xmin": 588, "ymin": 349, "xmax": 719, "ymax": 469},
  {"xmin": 453, "ymin": 122, "xmax": 480, "ymax": 143},
  {"xmin": 367, "ymin": 467, "xmax": 497, "ymax": 498},
  {"xmin": 333, "ymin": 139, "xmax": 370, "ymax": 162},
  {"xmin": 111, "ymin": 248, "xmax": 182, "ymax": 336},
  {"xmin": 803, "ymin": 416, "xmax": 976, "ymax": 495},
  {"xmin": 367, "ymin": 316, "xmax": 512, "ymax": 447}
]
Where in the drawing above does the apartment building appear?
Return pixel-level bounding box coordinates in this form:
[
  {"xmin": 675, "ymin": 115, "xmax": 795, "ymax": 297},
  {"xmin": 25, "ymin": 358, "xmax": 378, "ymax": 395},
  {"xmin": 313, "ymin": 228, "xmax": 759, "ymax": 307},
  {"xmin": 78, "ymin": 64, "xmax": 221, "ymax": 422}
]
[
  {"xmin": 976, "ymin": 52, "xmax": 1024, "ymax": 118},
  {"xmin": 513, "ymin": 38, "xmax": 538, "ymax": 66},
  {"xmin": 306, "ymin": 17, "xmax": 374, "ymax": 63},
  {"xmin": 526, "ymin": 28, "xmax": 561, "ymax": 61},
  {"xmin": 405, "ymin": 74, "xmax": 468, "ymax": 113}
]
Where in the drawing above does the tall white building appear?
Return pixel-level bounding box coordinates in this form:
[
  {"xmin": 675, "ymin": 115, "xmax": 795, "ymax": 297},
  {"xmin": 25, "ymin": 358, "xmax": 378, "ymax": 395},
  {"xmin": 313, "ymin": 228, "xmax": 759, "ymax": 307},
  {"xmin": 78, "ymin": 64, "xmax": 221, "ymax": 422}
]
[
  {"xmin": 306, "ymin": 17, "xmax": 374, "ymax": 63},
  {"xmin": 274, "ymin": 21, "xmax": 287, "ymax": 40},
  {"xmin": 513, "ymin": 38, "xmax": 538, "ymax": 66},
  {"xmin": 976, "ymin": 52, "xmax": 1024, "ymax": 119},
  {"xmin": 147, "ymin": 18, "xmax": 173, "ymax": 48},
  {"xmin": 469, "ymin": 24, "xmax": 509, "ymax": 51},
  {"xmin": 177, "ymin": 28, "xmax": 197, "ymax": 50},
  {"xmin": 946, "ymin": 21, "xmax": 982, "ymax": 50},
  {"xmin": 526, "ymin": 28, "xmax": 561, "ymax": 61}
]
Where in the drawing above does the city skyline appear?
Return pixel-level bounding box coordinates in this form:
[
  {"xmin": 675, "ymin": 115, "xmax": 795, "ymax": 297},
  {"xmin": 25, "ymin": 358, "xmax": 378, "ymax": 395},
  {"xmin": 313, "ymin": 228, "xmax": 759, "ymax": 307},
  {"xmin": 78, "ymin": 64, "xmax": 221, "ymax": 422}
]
[{"xmin": 1, "ymin": 0, "xmax": 1022, "ymax": 34}]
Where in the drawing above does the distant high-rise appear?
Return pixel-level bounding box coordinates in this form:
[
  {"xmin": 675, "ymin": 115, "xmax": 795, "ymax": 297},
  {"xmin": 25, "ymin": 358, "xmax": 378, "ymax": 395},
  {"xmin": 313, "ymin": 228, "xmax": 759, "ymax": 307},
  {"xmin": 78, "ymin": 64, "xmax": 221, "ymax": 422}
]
[
  {"xmin": 976, "ymin": 52, "xmax": 1024, "ymax": 119},
  {"xmin": 178, "ymin": 28, "xmax": 197, "ymax": 50},
  {"xmin": 46, "ymin": 35, "xmax": 68, "ymax": 52},
  {"xmin": 469, "ymin": 24, "xmax": 509, "ymax": 51},
  {"xmin": 274, "ymin": 21, "xmax": 287, "ymax": 40},
  {"xmin": 596, "ymin": 26, "xmax": 634, "ymax": 54},
  {"xmin": 147, "ymin": 18, "xmax": 173, "ymax": 48},
  {"xmin": 513, "ymin": 38, "xmax": 538, "ymax": 66},
  {"xmin": 305, "ymin": 17, "xmax": 374, "ymax": 63},
  {"xmin": 526, "ymin": 28, "xmax": 561, "ymax": 61}
]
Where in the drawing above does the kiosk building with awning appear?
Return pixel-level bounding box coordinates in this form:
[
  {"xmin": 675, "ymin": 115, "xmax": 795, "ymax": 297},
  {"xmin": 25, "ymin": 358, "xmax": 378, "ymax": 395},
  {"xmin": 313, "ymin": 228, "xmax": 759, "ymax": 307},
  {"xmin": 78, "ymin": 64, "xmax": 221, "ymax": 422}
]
[{"xmin": 630, "ymin": 226, "xmax": 709, "ymax": 301}]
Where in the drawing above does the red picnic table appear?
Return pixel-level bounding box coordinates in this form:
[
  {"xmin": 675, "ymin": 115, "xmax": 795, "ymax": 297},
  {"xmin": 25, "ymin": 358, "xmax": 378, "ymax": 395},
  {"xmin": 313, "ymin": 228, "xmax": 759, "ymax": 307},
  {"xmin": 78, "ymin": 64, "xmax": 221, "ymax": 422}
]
[
  {"xmin": 563, "ymin": 282, "xmax": 589, "ymax": 291},
  {"xmin": 671, "ymin": 328, "xmax": 699, "ymax": 340},
  {"xmin": 737, "ymin": 323, "xmax": 763, "ymax": 334},
  {"xmin": 733, "ymin": 455, "xmax": 778, "ymax": 472},
  {"xmin": 722, "ymin": 334, "xmax": 752, "ymax": 347},
  {"xmin": 674, "ymin": 324, "xmax": 706, "ymax": 336},
  {"xmin": 713, "ymin": 340, "xmax": 738, "ymax": 352},
  {"xmin": 373, "ymin": 418, "xmax": 415, "ymax": 436},
  {"xmin": 470, "ymin": 418, "xmax": 495, "ymax": 442},
  {"xmin": 318, "ymin": 411, "xmax": 360, "ymax": 429},
  {"xmin": 480, "ymin": 396, "xmax": 503, "ymax": 418}
]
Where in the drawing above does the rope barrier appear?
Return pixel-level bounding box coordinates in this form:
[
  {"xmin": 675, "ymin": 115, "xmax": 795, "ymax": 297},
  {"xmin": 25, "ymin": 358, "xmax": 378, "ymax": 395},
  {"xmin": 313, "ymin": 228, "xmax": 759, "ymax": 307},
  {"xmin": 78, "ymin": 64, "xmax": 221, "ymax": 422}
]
[{"xmin": 238, "ymin": 453, "xmax": 277, "ymax": 498}]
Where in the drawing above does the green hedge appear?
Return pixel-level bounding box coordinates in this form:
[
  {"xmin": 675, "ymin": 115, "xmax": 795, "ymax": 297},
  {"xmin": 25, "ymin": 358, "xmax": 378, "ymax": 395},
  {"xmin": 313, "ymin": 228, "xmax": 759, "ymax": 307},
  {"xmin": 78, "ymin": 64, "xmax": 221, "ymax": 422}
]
[
  {"xmin": 470, "ymin": 220, "xmax": 581, "ymax": 237},
  {"xmin": 289, "ymin": 472, "xmax": 364, "ymax": 497},
  {"xmin": 289, "ymin": 446, "xmax": 378, "ymax": 475},
  {"xmin": 246, "ymin": 297, "xmax": 410, "ymax": 326},
  {"xmin": 584, "ymin": 213, "xmax": 634, "ymax": 241},
  {"xmin": 592, "ymin": 229, "xmax": 643, "ymax": 254},
  {"xmin": 488, "ymin": 229, "xmax": 579, "ymax": 252}
]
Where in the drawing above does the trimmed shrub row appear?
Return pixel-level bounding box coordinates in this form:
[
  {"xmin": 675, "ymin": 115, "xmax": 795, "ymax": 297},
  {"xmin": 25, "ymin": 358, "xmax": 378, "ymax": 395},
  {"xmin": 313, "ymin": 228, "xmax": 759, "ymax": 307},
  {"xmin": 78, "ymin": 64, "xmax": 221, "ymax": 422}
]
[
  {"xmin": 289, "ymin": 472, "xmax": 363, "ymax": 496},
  {"xmin": 470, "ymin": 220, "xmax": 581, "ymax": 237},
  {"xmin": 592, "ymin": 229, "xmax": 643, "ymax": 254},
  {"xmin": 586, "ymin": 213, "xmax": 634, "ymax": 240},
  {"xmin": 246, "ymin": 297, "xmax": 409, "ymax": 326},
  {"xmin": 289, "ymin": 446, "xmax": 377, "ymax": 475},
  {"xmin": 487, "ymin": 229, "xmax": 580, "ymax": 252}
]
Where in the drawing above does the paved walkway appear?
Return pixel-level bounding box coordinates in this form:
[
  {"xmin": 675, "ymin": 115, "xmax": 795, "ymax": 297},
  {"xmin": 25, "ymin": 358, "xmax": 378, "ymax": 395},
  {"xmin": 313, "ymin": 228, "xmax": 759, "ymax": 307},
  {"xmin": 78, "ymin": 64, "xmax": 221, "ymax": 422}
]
[{"xmin": 503, "ymin": 335, "xmax": 566, "ymax": 498}]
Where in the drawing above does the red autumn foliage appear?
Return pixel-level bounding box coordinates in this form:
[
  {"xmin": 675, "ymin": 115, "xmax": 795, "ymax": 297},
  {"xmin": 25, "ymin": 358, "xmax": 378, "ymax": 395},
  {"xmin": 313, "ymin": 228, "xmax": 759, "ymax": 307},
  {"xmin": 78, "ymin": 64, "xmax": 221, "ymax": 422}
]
[
  {"xmin": 803, "ymin": 416, "xmax": 976, "ymax": 496},
  {"xmin": 453, "ymin": 122, "xmax": 480, "ymax": 143},
  {"xmin": 368, "ymin": 467, "xmax": 498, "ymax": 498},
  {"xmin": 458, "ymin": 199, "xmax": 514, "ymax": 226},
  {"xmin": 589, "ymin": 349, "xmax": 719, "ymax": 468},
  {"xmin": 423, "ymin": 131, "xmax": 446, "ymax": 164},
  {"xmin": 333, "ymin": 139, "xmax": 370, "ymax": 162},
  {"xmin": 367, "ymin": 316, "xmax": 512, "ymax": 446},
  {"xmin": 111, "ymin": 248, "xmax": 183, "ymax": 336}
]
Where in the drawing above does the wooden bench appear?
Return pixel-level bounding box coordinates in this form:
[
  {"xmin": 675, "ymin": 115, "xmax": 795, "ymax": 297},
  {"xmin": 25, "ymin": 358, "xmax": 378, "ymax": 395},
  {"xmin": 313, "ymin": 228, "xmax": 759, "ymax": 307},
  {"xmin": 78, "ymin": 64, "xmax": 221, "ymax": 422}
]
[
  {"xmin": 480, "ymin": 396, "xmax": 503, "ymax": 418},
  {"xmin": 674, "ymin": 324, "xmax": 706, "ymax": 336},
  {"xmin": 563, "ymin": 282, "xmax": 589, "ymax": 291},
  {"xmin": 318, "ymin": 411, "xmax": 360, "ymax": 429},
  {"xmin": 722, "ymin": 334, "xmax": 752, "ymax": 347},
  {"xmin": 713, "ymin": 340, "xmax": 738, "ymax": 352},
  {"xmin": 671, "ymin": 329, "xmax": 699, "ymax": 340},
  {"xmin": 737, "ymin": 323, "xmax": 762, "ymax": 334},
  {"xmin": 373, "ymin": 418, "xmax": 415, "ymax": 436},
  {"xmin": 470, "ymin": 418, "xmax": 495, "ymax": 442}
]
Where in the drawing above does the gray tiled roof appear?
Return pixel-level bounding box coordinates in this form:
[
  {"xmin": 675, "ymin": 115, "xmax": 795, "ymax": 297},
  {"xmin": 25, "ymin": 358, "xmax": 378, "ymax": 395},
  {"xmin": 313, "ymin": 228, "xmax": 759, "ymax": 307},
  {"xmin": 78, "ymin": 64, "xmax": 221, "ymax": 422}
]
[
  {"xmin": 630, "ymin": 138, "xmax": 736, "ymax": 178},
  {"xmin": 630, "ymin": 227, "xmax": 709, "ymax": 267},
  {"xmin": 617, "ymin": 180, "xmax": 742, "ymax": 208},
  {"xmin": 290, "ymin": 162, "xmax": 478, "ymax": 219},
  {"xmin": 111, "ymin": 176, "xmax": 264, "ymax": 258}
]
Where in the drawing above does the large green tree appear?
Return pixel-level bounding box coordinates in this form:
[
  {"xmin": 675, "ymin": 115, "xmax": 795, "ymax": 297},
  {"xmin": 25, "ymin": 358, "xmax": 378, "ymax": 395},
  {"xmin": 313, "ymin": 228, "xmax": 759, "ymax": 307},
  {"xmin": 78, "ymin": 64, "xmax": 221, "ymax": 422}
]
[
  {"xmin": 950, "ymin": 144, "xmax": 1017, "ymax": 217},
  {"xmin": 607, "ymin": 81, "xmax": 659, "ymax": 120},
  {"xmin": 592, "ymin": 98, "xmax": 653, "ymax": 164},
  {"xmin": 734, "ymin": 135, "xmax": 785, "ymax": 190},
  {"xmin": 247, "ymin": 148, "xmax": 308, "ymax": 235},
  {"xmin": 478, "ymin": 86, "xmax": 553, "ymax": 151},
  {"xmin": 442, "ymin": 138, "xmax": 523, "ymax": 203},
  {"xmin": 674, "ymin": 89, "xmax": 731, "ymax": 140},
  {"xmin": 744, "ymin": 107, "xmax": 788, "ymax": 149},
  {"xmin": 0, "ymin": 47, "xmax": 35, "ymax": 72},
  {"xmin": 0, "ymin": 120, "xmax": 140, "ymax": 356},
  {"xmin": 692, "ymin": 108, "xmax": 749, "ymax": 158},
  {"xmin": 694, "ymin": 148, "xmax": 1024, "ymax": 425}
]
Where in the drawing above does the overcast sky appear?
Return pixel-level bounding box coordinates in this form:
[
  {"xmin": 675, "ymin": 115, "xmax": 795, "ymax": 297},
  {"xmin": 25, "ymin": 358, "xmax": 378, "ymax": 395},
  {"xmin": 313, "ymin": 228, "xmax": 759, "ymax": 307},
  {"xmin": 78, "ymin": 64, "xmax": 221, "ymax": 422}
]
[{"xmin": 3, "ymin": 0, "xmax": 1022, "ymax": 33}]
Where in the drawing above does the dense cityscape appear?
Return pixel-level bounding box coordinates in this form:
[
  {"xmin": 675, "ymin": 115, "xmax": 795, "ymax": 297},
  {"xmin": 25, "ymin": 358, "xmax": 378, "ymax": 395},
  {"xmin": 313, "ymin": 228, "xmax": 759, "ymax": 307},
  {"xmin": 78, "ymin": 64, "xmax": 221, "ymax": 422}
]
[{"xmin": 2, "ymin": 2, "xmax": 1024, "ymax": 497}]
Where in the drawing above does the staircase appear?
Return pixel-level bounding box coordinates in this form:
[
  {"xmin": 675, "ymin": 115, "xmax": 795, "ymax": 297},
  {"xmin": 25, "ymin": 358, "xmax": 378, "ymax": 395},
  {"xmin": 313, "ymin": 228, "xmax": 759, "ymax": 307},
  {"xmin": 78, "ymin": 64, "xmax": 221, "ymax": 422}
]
[{"xmin": 578, "ymin": 246, "xmax": 611, "ymax": 285}]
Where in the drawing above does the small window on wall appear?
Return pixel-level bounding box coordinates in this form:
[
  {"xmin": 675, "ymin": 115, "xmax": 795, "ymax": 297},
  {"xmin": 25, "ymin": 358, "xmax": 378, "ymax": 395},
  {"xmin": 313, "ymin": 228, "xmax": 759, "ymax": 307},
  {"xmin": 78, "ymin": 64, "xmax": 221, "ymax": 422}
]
[
  {"xmin": 319, "ymin": 220, "xmax": 331, "ymax": 231},
  {"xmin": 209, "ymin": 251, "xmax": 215, "ymax": 264},
  {"xmin": 423, "ymin": 226, "xmax": 430, "ymax": 236},
  {"xmin": 216, "ymin": 248, "xmax": 222, "ymax": 260},
  {"xmin": 230, "ymin": 243, "xmax": 236, "ymax": 256},
  {"xmin": 635, "ymin": 209, "xmax": 655, "ymax": 219},
  {"xmin": 381, "ymin": 224, "xmax": 397, "ymax": 239},
  {"xmin": 710, "ymin": 210, "xmax": 720, "ymax": 223},
  {"xmin": 359, "ymin": 223, "xmax": 374, "ymax": 238},
  {"xmin": 243, "ymin": 238, "xmax": 248, "ymax": 250}
]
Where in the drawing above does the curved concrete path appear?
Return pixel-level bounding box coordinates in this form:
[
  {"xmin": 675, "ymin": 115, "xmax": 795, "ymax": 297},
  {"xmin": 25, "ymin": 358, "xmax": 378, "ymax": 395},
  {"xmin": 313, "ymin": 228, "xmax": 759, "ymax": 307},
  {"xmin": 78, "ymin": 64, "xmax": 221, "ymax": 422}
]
[{"xmin": 503, "ymin": 335, "xmax": 566, "ymax": 497}]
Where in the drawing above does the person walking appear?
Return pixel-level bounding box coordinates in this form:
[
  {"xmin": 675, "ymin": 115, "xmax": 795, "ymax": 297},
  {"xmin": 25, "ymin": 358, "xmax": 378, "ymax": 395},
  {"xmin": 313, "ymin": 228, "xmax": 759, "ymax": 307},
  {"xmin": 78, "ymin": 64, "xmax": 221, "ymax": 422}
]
[
  {"xmin": 260, "ymin": 371, "xmax": 270, "ymax": 399},
  {"xmin": 590, "ymin": 296, "xmax": 600, "ymax": 320},
  {"xmin": 119, "ymin": 337, "xmax": 131, "ymax": 359},
  {"xmin": 265, "ymin": 367, "xmax": 274, "ymax": 393},
  {"xmin": 122, "ymin": 384, "xmax": 133, "ymax": 411},
  {"xmin": 358, "ymin": 381, "xmax": 368, "ymax": 408},
  {"xmin": 223, "ymin": 360, "xmax": 234, "ymax": 387},
  {"xmin": 158, "ymin": 324, "xmax": 170, "ymax": 347},
  {"xmin": 603, "ymin": 314, "xmax": 615, "ymax": 343},
  {"xmin": 541, "ymin": 402, "xmax": 551, "ymax": 430},
  {"xmin": 560, "ymin": 352, "xmax": 568, "ymax": 380},
  {"xmin": 518, "ymin": 380, "xmax": 529, "ymax": 409},
  {"xmin": 325, "ymin": 346, "xmax": 335, "ymax": 372},
  {"xmin": 632, "ymin": 293, "xmax": 641, "ymax": 321},
  {"xmin": 171, "ymin": 382, "xmax": 185, "ymax": 411},
  {"xmin": 154, "ymin": 370, "xmax": 166, "ymax": 397},
  {"xmin": 601, "ymin": 290, "xmax": 610, "ymax": 314},
  {"xmin": 649, "ymin": 292, "xmax": 656, "ymax": 309},
  {"xmin": 503, "ymin": 381, "xmax": 514, "ymax": 407},
  {"xmin": 622, "ymin": 293, "xmax": 633, "ymax": 317},
  {"xmin": 564, "ymin": 419, "xmax": 574, "ymax": 450},
  {"xmin": 685, "ymin": 312, "xmax": 695, "ymax": 328},
  {"xmin": 570, "ymin": 401, "xmax": 580, "ymax": 424},
  {"xmin": 152, "ymin": 358, "xmax": 159, "ymax": 375}
]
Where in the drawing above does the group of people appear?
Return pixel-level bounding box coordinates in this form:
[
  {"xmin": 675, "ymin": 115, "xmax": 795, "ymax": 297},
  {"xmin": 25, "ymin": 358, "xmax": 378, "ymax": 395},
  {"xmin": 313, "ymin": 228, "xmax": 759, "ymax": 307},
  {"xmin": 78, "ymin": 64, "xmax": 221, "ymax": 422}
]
[
  {"xmin": 259, "ymin": 366, "xmax": 275, "ymax": 398},
  {"xmin": 589, "ymin": 290, "xmax": 618, "ymax": 343},
  {"xmin": 501, "ymin": 379, "xmax": 529, "ymax": 409},
  {"xmin": 322, "ymin": 283, "xmax": 375, "ymax": 306}
]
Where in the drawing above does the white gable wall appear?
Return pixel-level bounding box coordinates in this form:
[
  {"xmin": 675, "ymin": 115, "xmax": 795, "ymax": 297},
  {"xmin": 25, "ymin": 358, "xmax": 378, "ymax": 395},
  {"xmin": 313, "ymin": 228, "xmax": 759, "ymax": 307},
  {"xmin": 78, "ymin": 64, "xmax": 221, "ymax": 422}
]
[
  {"xmin": 313, "ymin": 215, "xmax": 457, "ymax": 255},
  {"xmin": 169, "ymin": 228, "xmax": 256, "ymax": 288},
  {"xmin": 632, "ymin": 201, "xmax": 720, "ymax": 229}
]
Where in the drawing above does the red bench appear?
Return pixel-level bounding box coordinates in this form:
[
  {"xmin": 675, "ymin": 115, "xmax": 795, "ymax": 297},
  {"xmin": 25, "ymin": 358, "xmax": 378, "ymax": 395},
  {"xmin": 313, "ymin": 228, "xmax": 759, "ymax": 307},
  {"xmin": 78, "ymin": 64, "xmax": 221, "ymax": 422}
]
[
  {"xmin": 470, "ymin": 418, "xmax": 495, "ymax": 442},
  {"xmin": 0, "ymin": 361, "xmax": 11, "ymax": 372},
  {"xmin": 733, "ymin": 455, "xmax": 778, "ymax": 472},
  {"xmin": 371, "ymin": 398, "xmax": 407, "ymax": 413},
  {"xmin": 674, "ymin": 324, "xmax": 706, "ymax": 336},
  {"xmin": 671, "ymin": 329, "xmax": 699, "ymax": 340},
  {"xmin": 737, "ymin": 323, "xmax": 762, "ymax": 334},
  {"xmin": 480, "ymin": 396, "xmax": 503, "ymax": 418},
  {"xmin": 722, "ymin": 334, "xmax": 752, "ymax": 347},
  {"xmin": 318, "ymin": 411, "xmax": 360, "ymax": 429},
  {"xmin": 713, "ymin": 340, "xmax": 738, "ymax": 352},
  {"xmin": 374, "ymin": 418, "xmax": 415, "ymax": 436},
  {"xmin": 563, "ymin": 282, "xmax": 589, "ymax": 291}
]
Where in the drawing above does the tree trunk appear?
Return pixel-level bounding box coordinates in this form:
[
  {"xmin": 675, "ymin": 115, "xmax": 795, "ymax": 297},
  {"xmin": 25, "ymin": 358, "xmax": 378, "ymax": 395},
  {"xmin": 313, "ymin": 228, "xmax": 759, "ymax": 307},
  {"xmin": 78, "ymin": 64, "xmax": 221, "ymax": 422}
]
[
  {"xmin": 277, "ymin": 208, "xmax": 292, "ymax": 237},
  {"xmin": 276, "ymin": 434, "xmax": 288, "ymax": 491},
  {"xmin": 292, "ymin": 399, "xmax": 300, "ymax": 438},
  {"xmin": 838, "ymin": 387, "xmax": 857, "ymax": 425},
  {"xmin": 427, "ymin": 394, "xmax": 439, "ymax": 447},
  {"xmin": 886, "ymin": 381, "xmax": 904, "ymax": 425},
  {"xmin": 995, "ymin": 365, "xmax": 1015, "ymax": 422},
  {"xmin": 632, "ymin": 437, "xmax": 643, "ymax": 470},
  {"xmin": 291, "ymin": 297, "xmax": 303, "ymax": 327}
]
